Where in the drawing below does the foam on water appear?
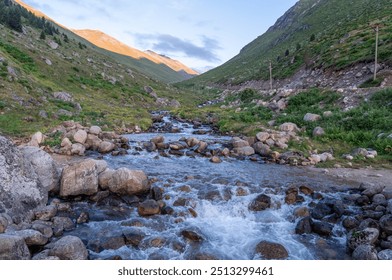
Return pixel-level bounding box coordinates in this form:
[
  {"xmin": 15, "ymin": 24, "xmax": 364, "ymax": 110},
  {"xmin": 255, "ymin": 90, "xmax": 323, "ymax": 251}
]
[{"xmin": 72, "ymin": 114, "xmax": 358, "ymax": 260}]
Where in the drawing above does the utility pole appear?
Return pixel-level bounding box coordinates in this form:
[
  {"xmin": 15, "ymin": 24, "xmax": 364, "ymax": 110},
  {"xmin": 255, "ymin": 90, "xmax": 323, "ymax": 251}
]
[
  {"xmin": 269, "ymin": 60, "xmax": 273, "ymax": 91},
  {"xmin": 374, "ymin": 25, "xmax": 379, "ymax": 81}
]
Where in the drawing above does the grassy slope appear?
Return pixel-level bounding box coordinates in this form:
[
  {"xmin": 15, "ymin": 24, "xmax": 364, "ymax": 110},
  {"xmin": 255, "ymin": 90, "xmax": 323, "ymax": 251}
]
[
  {"xmin": 0, "ymin": 21, "xmax": 199, "ymax": 137},
  {"xmin": 183, "ymin": 0, "xmax": 392, "ymax": 86}
]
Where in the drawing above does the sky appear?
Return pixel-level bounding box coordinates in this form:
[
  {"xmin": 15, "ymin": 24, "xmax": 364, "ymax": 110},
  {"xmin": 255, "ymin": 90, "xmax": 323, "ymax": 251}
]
[{"xmin": 23, "ymin": 0, "xmax": 298, "ymax": 72}]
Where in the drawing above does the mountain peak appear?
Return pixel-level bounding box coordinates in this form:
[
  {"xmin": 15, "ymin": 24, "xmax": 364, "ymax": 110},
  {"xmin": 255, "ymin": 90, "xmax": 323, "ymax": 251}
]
[
  {"xmin": 13, "ymin": 0, "xmax": 198, "ymax": 78},
  {"xmin": 73, "ymin": 29, "xmax": 198, "ymax": 76}
]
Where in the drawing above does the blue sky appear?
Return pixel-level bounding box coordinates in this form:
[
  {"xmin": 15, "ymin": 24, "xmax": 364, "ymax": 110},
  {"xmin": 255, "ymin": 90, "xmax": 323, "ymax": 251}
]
[{"xmin": 23, "ymin": 0, "xmax": 298, "ymax": 72}]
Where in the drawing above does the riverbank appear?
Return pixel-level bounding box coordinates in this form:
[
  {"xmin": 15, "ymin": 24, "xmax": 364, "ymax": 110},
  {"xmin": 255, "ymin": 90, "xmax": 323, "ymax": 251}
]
[{"xmin": 1, "ymin": 114, "xmax": 391, "ymax": 260}]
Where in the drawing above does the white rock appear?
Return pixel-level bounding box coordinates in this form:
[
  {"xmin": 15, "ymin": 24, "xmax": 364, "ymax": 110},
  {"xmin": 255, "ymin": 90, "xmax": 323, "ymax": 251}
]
[
  {"xmin": 71, "ymin": 143, "xmax": 86, "ymax": 156},
  {"xmin": 61, "ymin": 137, "xmax": 72, "ymax": 148},
  {"xmin": 89, "ymin": 126, "xmax": 102, "ymax": 135},
  {"xmin": 73, "ymin": 130, "xmax": 88, "ymax": 144},
  {"xmin": 256, "ymin": 132, "xmax": 270, "ymax": 142},
  {"xmin": 303, "ymin": 113, "xmax": 321, "ymax": 122}
]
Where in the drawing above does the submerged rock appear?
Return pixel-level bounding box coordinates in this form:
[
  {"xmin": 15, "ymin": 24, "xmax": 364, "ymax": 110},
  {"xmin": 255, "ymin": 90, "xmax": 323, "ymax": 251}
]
[
  {"xmin": 248, "ymin": 194, "xmax": 272, "ymax": 211},
  {"xmin": 255, "ymin": 241, "xmax": 289, "ymax": 260},
  {"xmin": 138, "ymin": 200, "xmax": 160, "ymax": 216}
]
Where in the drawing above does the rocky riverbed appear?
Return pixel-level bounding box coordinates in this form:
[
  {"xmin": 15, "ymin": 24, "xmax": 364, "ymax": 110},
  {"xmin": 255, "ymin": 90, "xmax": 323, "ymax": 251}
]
[{"xmin": 1, "ymin": 114, "xmax": 391, "ymax": 260}]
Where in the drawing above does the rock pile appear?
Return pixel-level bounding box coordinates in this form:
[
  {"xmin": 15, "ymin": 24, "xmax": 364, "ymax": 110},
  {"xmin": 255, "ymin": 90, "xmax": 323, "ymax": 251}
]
[
  {"xmin": 27, "ymin": 121, "xmax": 130, "ymax": 156},
  {"xmin": 0, "ymin": 136, "xmax": 160, "ymax": 260},
  {"xmin": 288, "ymin": 182, "xmax": 392, "ymax": 260}
]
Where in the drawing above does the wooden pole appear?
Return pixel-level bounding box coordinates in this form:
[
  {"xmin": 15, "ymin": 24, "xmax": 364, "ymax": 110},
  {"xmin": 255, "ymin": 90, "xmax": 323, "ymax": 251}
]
[
  {"xmin": 374, "ymin": 25, "xmax": 379, "ymax": 81},
  {"xmin": 269, "ymin": 60, "xmax": 273, "ymax": 90}
]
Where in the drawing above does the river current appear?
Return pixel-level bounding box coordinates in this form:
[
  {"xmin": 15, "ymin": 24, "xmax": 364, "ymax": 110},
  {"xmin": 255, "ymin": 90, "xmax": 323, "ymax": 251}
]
[{"xmin": 67, "ymin": 115, "xmax": 359, "ymax": 260}]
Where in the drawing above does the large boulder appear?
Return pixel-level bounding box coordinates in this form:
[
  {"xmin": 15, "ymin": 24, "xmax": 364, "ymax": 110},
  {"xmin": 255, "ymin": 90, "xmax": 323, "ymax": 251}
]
[
  {"xmin": 233, "ymin": 146, "xmax": 255, "ymax": 156},
  {"xmin": 253, "ymin": 142, "xmax": 271, "ymax": 157},
  {"xmin": 73, "ymin": 129, "xmax": 88, "ymax": 144},
  {"xmin": 0, "ymin": 136, "xmax": 47, "ymax": 220},
  {"xmin": 60, "ymin": 159, "xmax": 99, "ymax": 197},
  {"xmin": 89, "ymin": 126, "xmax": 102, "ymax": 135},
  {"xmin": 231, "ymin": 138, "xmax": 250, "ymax": 148},
  {"xmin": 0, "ymin": 235, "xmax": 31, "ymax": 260},
  {"xmin": 255, "ymin": 241, "xmax": 289, "ymax": 259},
  {"xmin": 108, "ymin": 168, "xmax": 149, "ymax": 196},
  {"xmin": 98, "ymin": 141, "xmax": 116, "ymax": 153},
  {"xmin": 21, "ymin": 146, "xmax": 60, "ymax": 193},
  {"xmin": 48, "ymin": 236, "xmax": 88, "ymax": 260},
  {"xmin": 256, "ymin": 132, "xmax": 270, "ymax": 142}
]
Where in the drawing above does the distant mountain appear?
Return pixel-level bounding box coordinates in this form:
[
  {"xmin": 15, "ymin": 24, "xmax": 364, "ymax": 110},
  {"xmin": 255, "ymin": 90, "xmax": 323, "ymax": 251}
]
[
  {"xmin": 13, "ymin": 0, "xmax": 197, "ymax": 83},
  {"xmin": 73, "ymin": 29, "xmax": 198, "ymax": 77},
  {"xmin": 186, "ymin": 0, "xmax": 392, "ymax": 86}
]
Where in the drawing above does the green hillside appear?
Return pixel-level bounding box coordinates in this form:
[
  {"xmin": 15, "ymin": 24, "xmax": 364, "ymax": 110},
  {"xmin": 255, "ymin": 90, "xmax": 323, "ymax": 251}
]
[
  {"xmin": 0, "ymin": 0, "xmax": 199, "ymax": 136},
  {"xmin": 184, "ymin": 0, "xmax": 392, "ymax": 86}
]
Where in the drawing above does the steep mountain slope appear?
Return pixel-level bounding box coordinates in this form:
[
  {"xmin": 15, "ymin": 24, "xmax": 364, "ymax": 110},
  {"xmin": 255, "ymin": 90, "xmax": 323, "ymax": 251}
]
[
  {"xmin": 0, "ymin": 0, "xmax": 201, "ymax": 137},
  {"xmin": 186, "ymin": 0, "xmax": 392, "ymax": 86},
  {"xmin": 73, "ymin": 29, "xmax": 198, "ymax": 77},
  {"xmin": 13, "ymin": 0, "xmax": 197, "ymax": 83}
]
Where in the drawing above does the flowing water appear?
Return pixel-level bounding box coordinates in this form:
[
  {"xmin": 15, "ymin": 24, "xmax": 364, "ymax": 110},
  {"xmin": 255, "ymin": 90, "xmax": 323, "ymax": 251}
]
[{"xmin": 68, "ymin": 114, "xmax": 359, "ymax": 260}]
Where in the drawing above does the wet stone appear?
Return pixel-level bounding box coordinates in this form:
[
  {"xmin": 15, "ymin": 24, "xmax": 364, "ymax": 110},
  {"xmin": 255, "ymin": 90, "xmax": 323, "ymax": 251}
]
[
  {"xmin": 181, "ymin": 229, "xmax": 204, "ymax": 242},
  {"xmin": 312, "ymin": 221, "xmax": 334, "ymax": 236},
  {"xmin": 173, "ymin": 198, "xmax": 187, "ymax": 207},
  {"xmin": 364, "ymin": 210, "xmax": 384, "ymax": 220},
  {"xmin": 255, "ymin": 241, "xmax": 289, "ymax": 260},
  {"xmin": 311, "ymin": 203, "xmax": 333, "ymax": 220},
  {"xmin": 120, "ymin": 219, "xmax": 144, "ymax": 227},
  {"xmin": 161, "ymin": 206, "xmax": 175, "ymax": 215},
  {"xmin": 138, "ymin": 200, "xmax": 160, "ymax": 216},
  {"xmin": 293, "ymin": 206, "xmax": 310, "ymax": 218},
  {"xmin": 76, "ymin": 212, "xmax": 89, "ymax": 224},
  {"xmin": 295, "ymin": 217, "xmax": 313, "ymax": 235},
  {"xmin": 151, "ymin": 186, "xmax": 163, "ymax": 201},
  {"xmin": 248, "ymin": 194, "xmax": 271, "ymax": 211},
  {"xmin": 342, "ymin": 217, "xmax": 360, "ymax": 230},
  {"xmin": 299, "ymin": 185, "xmax": 314, "ymax": 195},
  {"xmin": 359, "ymin": 219, "xmax": 380, "ymax": 230}
]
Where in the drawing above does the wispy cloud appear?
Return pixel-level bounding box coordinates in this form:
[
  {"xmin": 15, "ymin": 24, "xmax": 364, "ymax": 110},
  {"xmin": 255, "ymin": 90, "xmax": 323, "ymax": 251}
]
[{"xmin": 133, "ymin": 33, "xmax": 221, "ymax": 63}]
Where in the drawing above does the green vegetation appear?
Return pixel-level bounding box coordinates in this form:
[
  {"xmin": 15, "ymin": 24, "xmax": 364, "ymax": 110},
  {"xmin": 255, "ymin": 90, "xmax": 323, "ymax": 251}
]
[
  {"xmin": 276, "ymin": 89, "xmax": 392, "ymax": 158},
  {"xmin": 182, "ymin": 0, "xmax": 392, "ymax": 86},
  {"xmin": 0, "ymin": 1, "xmax": 197, "ymax": 137},
  {"xmin": 0, "ymin": 40, "xmax": 36, "ymax": 72},
  {"xmin": 359, "ymin": 77, "xmax": 383, "ymax": 88}
]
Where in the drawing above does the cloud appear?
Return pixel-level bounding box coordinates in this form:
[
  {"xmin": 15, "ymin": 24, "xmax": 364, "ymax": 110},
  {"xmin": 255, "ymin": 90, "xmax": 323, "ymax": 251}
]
[{"xmin": 133, "ymin": 33, "xmax": 221, "ymax": 63}]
